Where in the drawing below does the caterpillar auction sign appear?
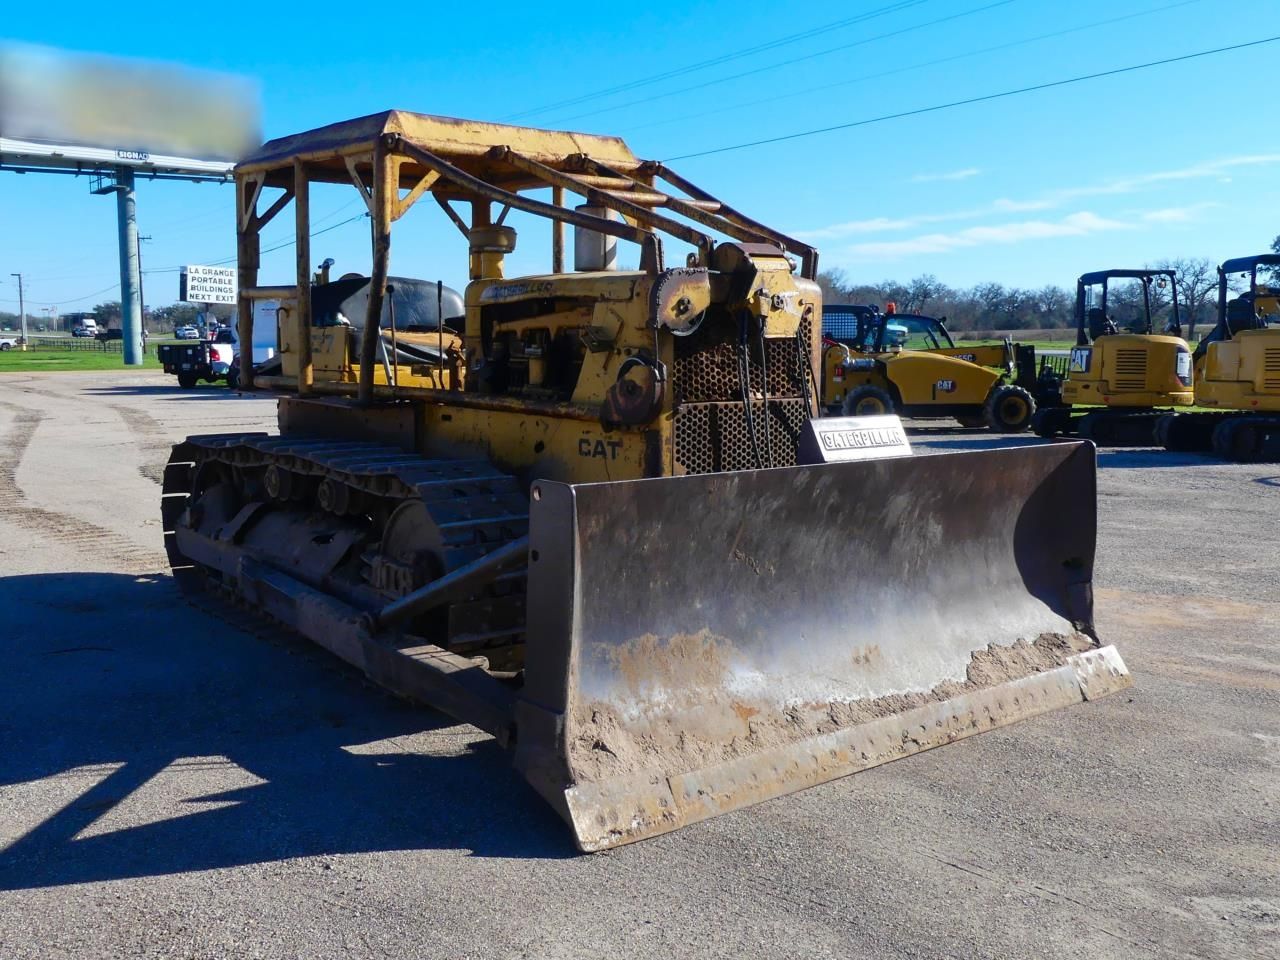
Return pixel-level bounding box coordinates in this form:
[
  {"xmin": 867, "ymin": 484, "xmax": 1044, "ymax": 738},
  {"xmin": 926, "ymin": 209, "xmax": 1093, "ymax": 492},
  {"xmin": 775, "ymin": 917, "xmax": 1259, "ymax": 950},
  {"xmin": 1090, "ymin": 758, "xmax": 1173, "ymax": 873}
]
[
  {"xmin": 797, "ymin": 414, "xmax": 912, "ymax": 463},
  {"xmin": 180, "ymin": 265, "xmax": 237, "ymax": 305}
]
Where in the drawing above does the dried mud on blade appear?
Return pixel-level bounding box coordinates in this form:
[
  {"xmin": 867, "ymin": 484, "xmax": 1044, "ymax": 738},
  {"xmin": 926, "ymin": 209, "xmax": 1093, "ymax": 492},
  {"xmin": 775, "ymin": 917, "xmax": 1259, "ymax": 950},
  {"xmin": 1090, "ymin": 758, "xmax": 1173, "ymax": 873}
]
[{"xmin": 513, "ymin": 442, "xmax": 1130, "ymax": 851}]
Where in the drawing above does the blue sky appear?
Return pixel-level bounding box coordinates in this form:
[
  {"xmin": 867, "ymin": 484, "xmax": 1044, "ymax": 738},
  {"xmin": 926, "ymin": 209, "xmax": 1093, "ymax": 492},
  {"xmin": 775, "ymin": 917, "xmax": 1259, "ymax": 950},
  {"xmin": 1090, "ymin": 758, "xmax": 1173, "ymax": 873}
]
[{"xmin": 1, "ymin": 0, "xmax": 1277, "ymax": 315}]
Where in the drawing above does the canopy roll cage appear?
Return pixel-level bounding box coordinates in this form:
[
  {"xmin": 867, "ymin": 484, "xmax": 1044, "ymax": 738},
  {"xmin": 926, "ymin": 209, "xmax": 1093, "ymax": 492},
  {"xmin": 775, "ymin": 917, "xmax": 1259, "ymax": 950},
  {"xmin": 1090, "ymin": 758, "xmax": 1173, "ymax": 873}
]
[
  {"xmin": 1075, "ymin": 269, "xmax": 1181, "ymax": 345},
  {"xmin": 1214, "ymin": 254, "xmax": 1280, "ymax": 332},
  {"xmin": 233, "ymin": 111, "xmax": 818, "ymax": 401}
]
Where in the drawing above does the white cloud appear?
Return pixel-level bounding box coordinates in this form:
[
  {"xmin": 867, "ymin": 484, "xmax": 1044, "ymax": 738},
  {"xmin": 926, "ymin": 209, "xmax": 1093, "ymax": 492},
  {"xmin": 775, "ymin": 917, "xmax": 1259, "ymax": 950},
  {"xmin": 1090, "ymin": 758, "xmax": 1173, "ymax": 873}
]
[
  {"xmin": 1140, "ymin": 203, "xmax": 1220, "ymax": 224},
  {"xmin": 911, "ymin": 167, "xmax": 981, "ymax": 183},
  {"xmin": 797, "ymin": 216, "xmax": 922, "ymax": 240},
  {"xmin": 798, "ymin": 153, "xmax": 1279, "ymax": 246},
  {"xmin": 797, "ymin": 205, "xmax": 999, "ymax": 240},
  {"xmin": 991, "ymin": 197, "xmax": 1054, "ymax": 213},
  {"xmin": 843, "ymin": 211, "xmax": 1132, "ymax": 259},
  {"xmin": 1048, "ymin": 155, "xmax": 1280, "ymax": 204}
]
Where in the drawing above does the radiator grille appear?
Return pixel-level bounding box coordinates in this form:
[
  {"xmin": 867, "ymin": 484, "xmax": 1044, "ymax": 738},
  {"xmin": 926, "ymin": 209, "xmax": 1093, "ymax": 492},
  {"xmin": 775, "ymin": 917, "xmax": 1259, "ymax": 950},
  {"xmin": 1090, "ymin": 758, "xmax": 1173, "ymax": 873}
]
[
  {"xmin": 672, "ymin": 316, "xmax": 814, "ymax": 473},
  {"xmin": 1112, "ymin": 349, "xmax": 1148, "ymax": 391},
  {"xmin": 673, "ymin": 318, "xmax": 811, "ymax": 402},
  {"xmin": 674, "ymin": 399, "xmax": 809, "ymax": 474}
]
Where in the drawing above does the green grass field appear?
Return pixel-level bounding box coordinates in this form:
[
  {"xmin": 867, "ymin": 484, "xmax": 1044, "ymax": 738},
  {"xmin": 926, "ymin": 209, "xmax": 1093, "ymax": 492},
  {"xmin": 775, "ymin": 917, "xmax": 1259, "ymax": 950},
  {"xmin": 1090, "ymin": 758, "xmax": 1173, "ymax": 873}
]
[
  {"xmin": 953, "ymin": 339, "xmax": 1071, "ymax": 352},
  {"xmin": 0, "ymin": 348, "xmax": 159, "ymax": 372}
]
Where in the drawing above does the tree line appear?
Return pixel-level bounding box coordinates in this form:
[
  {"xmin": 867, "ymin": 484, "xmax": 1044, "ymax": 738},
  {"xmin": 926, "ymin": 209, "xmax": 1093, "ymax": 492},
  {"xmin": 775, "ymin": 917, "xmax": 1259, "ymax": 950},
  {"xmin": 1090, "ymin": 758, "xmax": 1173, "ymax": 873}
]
[
  {"xmin": 818, "ymin": 256, "xmax": 1222, "ymax": 339},
  {"xmin": 7, "ymin": 237, "xmax": 1277, "ymax": 339}
]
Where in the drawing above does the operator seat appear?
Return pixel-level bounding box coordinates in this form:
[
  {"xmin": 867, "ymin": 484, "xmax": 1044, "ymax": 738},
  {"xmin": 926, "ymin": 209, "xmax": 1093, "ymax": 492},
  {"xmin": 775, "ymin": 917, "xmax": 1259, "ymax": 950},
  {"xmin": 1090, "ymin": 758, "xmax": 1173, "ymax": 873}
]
[
  {"xmin": 1087, "ymin": 308, "xmax": 1117, "ymax": 341},
  {"xmin": 1226, "ymin": 298, "xmax": 1262, "ymax": 336}
]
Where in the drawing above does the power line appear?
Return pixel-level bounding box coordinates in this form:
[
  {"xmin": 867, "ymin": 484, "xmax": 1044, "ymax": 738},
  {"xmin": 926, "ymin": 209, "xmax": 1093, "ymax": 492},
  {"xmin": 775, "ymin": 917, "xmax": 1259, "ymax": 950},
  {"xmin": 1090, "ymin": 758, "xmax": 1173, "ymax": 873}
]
[
  {"xmin": 623, "ymin": 0, "xmax": 1208, "ymax": 135},
  {"xmin": 4, "ymin": 206, "xmax": 372, "ymax": 303},
  {"xmin": 665, "ymin": 35, "xmax": 1280, "ymax": 162},
  {"xmin": 0, "ymin": 281, "xmax": 124, "ymax": 308},
  {"xmin": 143, "ymin": 212, "xmax": 370, "ymax": 274},
  {"xmin": 504, "ymin": 0, "xmax": 935, "ymax": 121},
  {"xmin": 555, "ymin": 0, "xmax": 1018, "ymax": 126}
]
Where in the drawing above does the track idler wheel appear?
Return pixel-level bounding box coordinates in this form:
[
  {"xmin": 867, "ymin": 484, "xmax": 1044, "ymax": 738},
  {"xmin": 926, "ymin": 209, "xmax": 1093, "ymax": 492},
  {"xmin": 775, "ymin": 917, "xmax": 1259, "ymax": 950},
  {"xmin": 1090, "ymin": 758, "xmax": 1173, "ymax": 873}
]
[{"xmin": 373, "ymin": 499, "xmax": 446, "ymax": 597}]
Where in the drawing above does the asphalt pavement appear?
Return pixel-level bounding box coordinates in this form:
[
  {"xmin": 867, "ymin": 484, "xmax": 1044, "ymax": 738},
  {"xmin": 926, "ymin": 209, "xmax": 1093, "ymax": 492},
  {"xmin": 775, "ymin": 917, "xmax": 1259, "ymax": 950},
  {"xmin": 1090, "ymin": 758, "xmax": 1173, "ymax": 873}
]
[{"xmin": 0, "ymin": 372, "xmax": 1276, "ymax": 960}]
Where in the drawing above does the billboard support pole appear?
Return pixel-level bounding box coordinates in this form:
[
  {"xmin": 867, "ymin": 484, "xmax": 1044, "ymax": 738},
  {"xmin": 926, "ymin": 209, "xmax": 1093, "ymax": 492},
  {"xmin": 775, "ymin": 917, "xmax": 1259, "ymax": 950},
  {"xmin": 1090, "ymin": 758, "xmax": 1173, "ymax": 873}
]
[{"xmin": 114, "ymin": 165, "xmax": 144, "ymax": 366}]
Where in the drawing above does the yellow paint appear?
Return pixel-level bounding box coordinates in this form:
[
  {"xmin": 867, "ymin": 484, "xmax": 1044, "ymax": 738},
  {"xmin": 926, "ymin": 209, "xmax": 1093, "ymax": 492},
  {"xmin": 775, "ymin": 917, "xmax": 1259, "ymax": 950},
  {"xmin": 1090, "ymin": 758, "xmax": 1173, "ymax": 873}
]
[
  {"xmin": 1061, "ymin": 334, "xmax": 1194, "ymax": 408},
  {"xmin": 239, "ymin": 112, "xmax": 823, "ymax": 483},
  {"xmin": 421, "ymin": 405, "xmax": 660, "ymax": 483},
  {"xmin": 821, "ymin": 345, "xmax": 1000, "ymax": 411},
  {"xmin": 1194, "ymin": 328, "xmax": 1280, "ymax": 413}
]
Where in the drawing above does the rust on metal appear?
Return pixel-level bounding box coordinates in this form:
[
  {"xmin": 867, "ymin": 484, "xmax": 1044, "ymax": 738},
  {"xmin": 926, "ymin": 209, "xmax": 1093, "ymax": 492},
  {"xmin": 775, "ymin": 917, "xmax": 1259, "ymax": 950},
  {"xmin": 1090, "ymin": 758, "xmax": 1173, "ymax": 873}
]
[
  {"xmin": 512, "ymin": 441, "xmax": 1126, "ymax": 850},
  {"xmin": 165, "ymin": 109, "xmax": 1130, "ymax": 855}
]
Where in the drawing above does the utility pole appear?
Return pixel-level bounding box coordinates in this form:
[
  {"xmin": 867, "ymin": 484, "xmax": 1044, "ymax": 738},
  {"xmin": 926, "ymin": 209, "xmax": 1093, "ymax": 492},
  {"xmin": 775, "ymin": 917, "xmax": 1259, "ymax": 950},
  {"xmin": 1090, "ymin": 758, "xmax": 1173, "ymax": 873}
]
[
  {"xmin": 9, "ymin": 273, "xmax": 25, "ymax": 351},
  {"xmin": 137, "ymin": 234, "xmax": 152, "ymax": 343}
]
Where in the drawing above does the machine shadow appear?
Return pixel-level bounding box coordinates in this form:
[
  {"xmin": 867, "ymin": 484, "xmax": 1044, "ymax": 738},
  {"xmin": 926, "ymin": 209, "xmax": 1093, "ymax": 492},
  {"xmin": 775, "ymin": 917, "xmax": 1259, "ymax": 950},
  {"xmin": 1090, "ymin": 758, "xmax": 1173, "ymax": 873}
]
[
  {"xmin": 0, "ymin": 573, "xmax": 573, "ymax": 891},
  {"xmin": 1094, "ymin": 449, "xmax": 1221, "ymax": 468},
  {"xmin": 83, "ymin": 385, "xmax": 251, "ymax": 400},
  {"xmin": 914, "ymin": 434, "xmax": 1229, "ymax": 469}
]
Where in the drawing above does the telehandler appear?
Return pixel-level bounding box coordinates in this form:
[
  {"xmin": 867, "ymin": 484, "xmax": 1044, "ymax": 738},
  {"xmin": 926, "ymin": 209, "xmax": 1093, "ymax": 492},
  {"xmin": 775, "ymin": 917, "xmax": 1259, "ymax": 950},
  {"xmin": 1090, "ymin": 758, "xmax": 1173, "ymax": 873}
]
[
  {"xmin": 1031, "ymin": 269, "xmax": 1193, "ymax": 444},
  {"xmin": 1156, "ymin": 254, "xmax": 1280, "ymax": 460},
  {"xmin": 820, "ymin": 303, "xmax": 1039, "ymax": 431},
  {"xmin": 162, "ymin": 111, "xmax": 1129, "ymax": 851}
]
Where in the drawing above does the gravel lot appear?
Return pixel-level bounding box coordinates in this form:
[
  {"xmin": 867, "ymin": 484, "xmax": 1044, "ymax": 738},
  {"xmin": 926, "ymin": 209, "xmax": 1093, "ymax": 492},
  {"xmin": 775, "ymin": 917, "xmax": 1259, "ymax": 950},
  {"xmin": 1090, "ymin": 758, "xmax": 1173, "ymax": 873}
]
[{"xmin": 0, "ymin": 371, "xmax": 1276, "ymax": 960}]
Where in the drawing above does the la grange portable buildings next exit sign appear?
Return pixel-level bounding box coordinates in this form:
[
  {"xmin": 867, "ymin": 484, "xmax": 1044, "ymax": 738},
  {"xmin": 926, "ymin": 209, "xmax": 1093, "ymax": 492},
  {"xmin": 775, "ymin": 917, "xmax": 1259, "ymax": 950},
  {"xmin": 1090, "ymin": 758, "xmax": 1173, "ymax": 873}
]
[{"xmin": 180, "ymin": 264, "xmax": 237, "ymax": 305}]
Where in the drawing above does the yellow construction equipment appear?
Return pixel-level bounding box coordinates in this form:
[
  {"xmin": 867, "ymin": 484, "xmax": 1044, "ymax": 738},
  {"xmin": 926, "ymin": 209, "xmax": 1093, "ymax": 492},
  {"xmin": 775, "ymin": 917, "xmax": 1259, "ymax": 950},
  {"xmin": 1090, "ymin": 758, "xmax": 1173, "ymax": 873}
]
[
  {"xmin": 820, "ymin": 303, "xmax": 1039, "ymax": 431},
  {"xmin": 1156, "ymin": 254, "xmax": 1280, "ymax": 460},
  {"xmin": 161, "ymin": 111, "xmax": 1130, "ymax": 851},
  {"xmin": 1031, "ymin": 269, "xmax": 1193, "ymax": 444}
]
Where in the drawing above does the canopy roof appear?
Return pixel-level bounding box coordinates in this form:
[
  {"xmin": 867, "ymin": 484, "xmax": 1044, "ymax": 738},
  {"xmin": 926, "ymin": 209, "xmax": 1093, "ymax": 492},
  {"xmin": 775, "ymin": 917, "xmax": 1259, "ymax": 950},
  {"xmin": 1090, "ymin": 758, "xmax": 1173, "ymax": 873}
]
[
  {"xmin": 1220, "ymin": 254, "xmax": 1280, "ymax": 275},
  {"xmin": 236, "ymin": 109, "xmax": 641, "ymax": 193},
  {"xmin": 1078, "ymin": 269, "xmax": 1176, "ymax": 286}
]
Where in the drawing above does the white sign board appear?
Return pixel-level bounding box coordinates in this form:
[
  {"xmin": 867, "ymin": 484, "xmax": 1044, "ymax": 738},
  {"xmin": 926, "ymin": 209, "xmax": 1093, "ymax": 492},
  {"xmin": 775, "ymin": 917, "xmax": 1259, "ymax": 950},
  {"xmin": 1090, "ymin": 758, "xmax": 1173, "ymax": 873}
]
[
  {"xmin": 181, "ymin": 264, "xmax": 237, "ymax": 305},
  {"xmin": 798, "ymin": 415, "xmax": 913, "ymax": 464}
]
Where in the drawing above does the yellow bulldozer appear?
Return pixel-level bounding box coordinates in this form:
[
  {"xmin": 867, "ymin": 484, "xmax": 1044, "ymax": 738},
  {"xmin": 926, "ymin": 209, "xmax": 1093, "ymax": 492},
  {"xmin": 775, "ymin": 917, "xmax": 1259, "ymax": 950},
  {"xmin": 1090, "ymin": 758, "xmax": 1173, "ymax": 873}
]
[
  {"xmin": 1156, "ymin": 254, "xmax": 1280, "ymax": 460},
  {"xmin": 162, "ymin": 110, "xmax": 1130, "ymax": 851},
  {"xmin": 820, "ymin": 303, "xmax": 1041, "ymax": 431},
  {"xmin": 1031, "ymin": 269, "xmax": 1193, "ymax": 444}
]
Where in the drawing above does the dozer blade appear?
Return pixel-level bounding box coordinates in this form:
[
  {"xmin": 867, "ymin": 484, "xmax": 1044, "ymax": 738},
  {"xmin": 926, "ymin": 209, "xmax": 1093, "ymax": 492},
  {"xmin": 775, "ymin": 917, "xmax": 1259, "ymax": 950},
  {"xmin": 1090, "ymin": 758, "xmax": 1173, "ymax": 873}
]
[{"xmin": 513, "ymin": 441, "xmax": 1130, "ymax": 851}]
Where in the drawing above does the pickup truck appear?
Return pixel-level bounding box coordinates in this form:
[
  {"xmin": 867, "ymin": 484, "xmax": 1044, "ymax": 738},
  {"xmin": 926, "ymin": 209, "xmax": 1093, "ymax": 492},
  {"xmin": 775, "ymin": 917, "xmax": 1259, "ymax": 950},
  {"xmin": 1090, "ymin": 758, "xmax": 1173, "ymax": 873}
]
[
  {"xmin": 157, "ymin": 337, "xmax": 239, "ymax": 389},
  {"xmin": 0, "ymin": 335, "xmax": 18, "ymax": 351}
]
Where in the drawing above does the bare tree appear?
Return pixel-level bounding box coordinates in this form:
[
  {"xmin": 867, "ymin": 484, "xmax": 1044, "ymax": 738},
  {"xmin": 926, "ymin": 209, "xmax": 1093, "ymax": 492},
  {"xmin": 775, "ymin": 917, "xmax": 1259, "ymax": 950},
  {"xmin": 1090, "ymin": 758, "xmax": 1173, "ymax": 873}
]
[
  {"xmin": 810, "ymin": 273, "xmax": 1085, "ymax": 333},
  {"xmin": 1032, "ymin": 285, "xmax": 1072, "ymax": 326},
  {"xmin": 971, "ymin": 282, "xmax": 1006, "ymax": 317},
  {"xmin": 817, "ymin": 269, "xmax": 850, "ymax": 304},
  {"xmin": 1164, "ymin": 257, "xmax": 1217, "ymax": 339},
  {"xmin": 997, "ymin": 288, "xmax": 1032, "ymax": 329},
  {"xmin": 903, "ymin": 274, "xmax": 945, "ymax": 313}
]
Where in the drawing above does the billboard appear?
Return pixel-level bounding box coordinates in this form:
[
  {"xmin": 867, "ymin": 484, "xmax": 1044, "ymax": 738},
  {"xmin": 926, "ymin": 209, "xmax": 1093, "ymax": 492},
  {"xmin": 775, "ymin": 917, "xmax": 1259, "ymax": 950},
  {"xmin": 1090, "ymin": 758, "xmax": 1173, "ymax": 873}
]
[
  {"xmin": 180, "ymin": 265, "xmax": 237, "ymax": 305},
  {"xmin": 0, "ymin": 43, "xmax": 258, "ymax": 171}
]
